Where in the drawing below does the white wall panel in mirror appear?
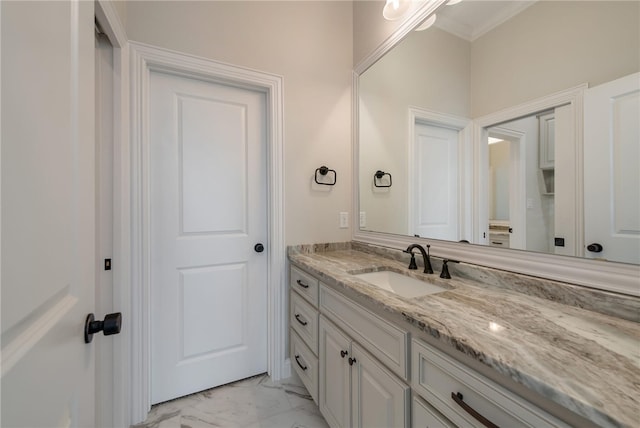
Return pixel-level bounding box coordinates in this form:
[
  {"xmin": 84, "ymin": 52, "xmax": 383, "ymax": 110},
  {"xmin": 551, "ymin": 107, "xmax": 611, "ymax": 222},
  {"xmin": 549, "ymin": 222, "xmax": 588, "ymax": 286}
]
[{"xmin": 357, "ymin": 0, "xmax": 639, "ymax": 266}]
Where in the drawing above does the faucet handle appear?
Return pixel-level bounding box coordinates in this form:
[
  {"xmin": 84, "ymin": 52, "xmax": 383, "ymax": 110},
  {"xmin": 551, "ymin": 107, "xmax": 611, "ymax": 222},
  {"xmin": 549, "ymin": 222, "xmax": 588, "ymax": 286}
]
[
  {"xmin": 440, "ymin": 260, "xmax": 451, "ymax": 279},
  {"xmin": 407, "ymin": 252, "xmax": 418, "ymax": 270}
]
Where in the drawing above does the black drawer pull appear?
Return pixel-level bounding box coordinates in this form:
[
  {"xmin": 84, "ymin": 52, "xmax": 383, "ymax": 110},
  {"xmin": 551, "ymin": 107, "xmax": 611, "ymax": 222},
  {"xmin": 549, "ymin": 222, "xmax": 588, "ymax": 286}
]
[
  {"xmin": 348, "ymin": 357, "xmax": 357, "ymax": 366},
  {"xmin": 294, "ymin": 313, "xmax": 308, "ymax": 326},
  {"xmin": 340, "ymin": 350, "xmax": 348, "ymax": 358},
  {"xmin": 294, "ymin": 355, "xmax": 307, "ymax": 371},
  {"xmin": 296, "ymin": 279, "xmax": 309, "ymax": 289},
  {"xmin": 491, "ymin": 241, "xmax": 503, "ymax": 245},
  {"xmin": 451, "ymin": 392, "xmax": 499, "ymax": 428}
]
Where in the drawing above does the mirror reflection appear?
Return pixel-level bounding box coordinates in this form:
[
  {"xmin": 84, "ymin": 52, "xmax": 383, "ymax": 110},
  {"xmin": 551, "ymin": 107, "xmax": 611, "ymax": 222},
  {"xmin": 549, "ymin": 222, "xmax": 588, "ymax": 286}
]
[{"xmin": 358, "ymin": 0, "xmax": 639, "ymax": 264}]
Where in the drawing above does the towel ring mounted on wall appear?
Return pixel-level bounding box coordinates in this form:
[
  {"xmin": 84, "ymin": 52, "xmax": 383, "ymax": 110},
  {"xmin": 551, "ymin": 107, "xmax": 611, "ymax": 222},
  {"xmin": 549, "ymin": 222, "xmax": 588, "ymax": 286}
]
[
  {"xmin": 315, "ymin": 166, "xmax": 337, "ymax": 186},
  {"xmin": 374, "ymin": 170, "xmax": 392, "ymax": 188}
]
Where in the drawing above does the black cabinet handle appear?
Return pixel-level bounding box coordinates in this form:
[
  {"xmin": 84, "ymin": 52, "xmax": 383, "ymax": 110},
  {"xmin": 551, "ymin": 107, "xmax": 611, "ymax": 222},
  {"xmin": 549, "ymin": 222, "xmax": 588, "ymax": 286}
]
[
  {"xmin": 451, "ymin": 392, "xmax": 499, "ymax": 428},
  {"xmin": 294, "ymin": 313, "xmax": 308, "ymax": 326},
  {"xmin": 296, "ymin": 279, "xmax": 309, "ymax": 289},
  {"xmin": 348, "ymin": 357, "xmax": 357, "ymax": 366},
  {"xmin": 294, "ymin": 355, "xmax": 307, "ymax": 371},
  {"xmin": 340, "ymin": 350, "xmax": 348, "ymax": 358}
]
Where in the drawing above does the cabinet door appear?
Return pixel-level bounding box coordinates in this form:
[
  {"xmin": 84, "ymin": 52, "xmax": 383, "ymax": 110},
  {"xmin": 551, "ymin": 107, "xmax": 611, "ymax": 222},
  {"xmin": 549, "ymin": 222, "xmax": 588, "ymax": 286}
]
[
  {"xmin": 319, "ymin": 316, "xmax": 351, "ymax": 428},
  {"xmin": 412, "ymin": 395, "xmax": 455, "ymax": 428},
  {"xmin": 351, "ymin": 343, "xmax": 410, "ymax": 428}
]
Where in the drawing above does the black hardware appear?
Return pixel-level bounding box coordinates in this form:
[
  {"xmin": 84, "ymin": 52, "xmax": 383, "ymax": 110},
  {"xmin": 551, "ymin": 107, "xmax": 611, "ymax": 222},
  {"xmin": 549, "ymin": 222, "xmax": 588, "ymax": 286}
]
[
  {"xmin": 587, "ymin": 243, "xmax": 603, "ymax": 253},
  {"xmin": 554, "ymin": 237, "xmax": 565, "ymax": 247},
  {"xmin": 104, "ymin": 258, "xmax": 111, "ymax": 271},
  {"xmin": 508, "ymin": 227, "xmax": 513, "ymax": 234},
  {"xmin": 373, "ymin": 170, "xmax": 392, "ymax": 188},
  {"xmin": 405, "ymin": 252, "xmax": 418, "ymax": 270},
  {"xmin": 491, "ymin": 241, "xmax": 503, "ymax": 245},
  {"xmin": 84, "ymin": 312, "xmax": 122, "ymax": 344},
  {"xmin": 424, "ymin": 245, "xmax": 433, "ymax": 274},
  {"xmin": 440, "ymin": 260, "xmax": 451, "ymax": 279},
  {"xmin": 405, "ymin": 244, "xmax": 433, "ymax": 274},
  {"xmin": 348, "ymin": 357, "xmax": 357, "ymax": 366},
  {"xmin": 294, "ymin": 355, "xmax": 308, "ymax": 371},
  {"xmin": 451, "ymin": 392, "xmax": 499, "ymax": 428},
  {"xmin": 340, "ymin": 350, "xmax": 348, "ymax": 358},
  {"xmin": 296, "ymin": 279, "xmax": 309, "ymax": 289},
  {"xmin": 254, "ymin": 243, "xmax": 264, "ymax": 253},
  {"xmin": 294, "ymin": 313, "xmax": 308, "ymax": 326},
  {"xmin": 314, "ymin": 166, "xmax": 337, "ymax": 186}
]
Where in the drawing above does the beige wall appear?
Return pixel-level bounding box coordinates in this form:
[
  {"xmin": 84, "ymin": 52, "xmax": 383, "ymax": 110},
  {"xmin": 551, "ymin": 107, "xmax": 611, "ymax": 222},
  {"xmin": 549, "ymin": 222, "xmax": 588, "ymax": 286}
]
[
  {"xmin": 471, "ymin": 0, "xmax": 640, "ymax": 117},
  {"xmin": 123, "ymin": 1, "xmax": 353, "ymax": 245},
  {"xmin": 359, "ymin": 27, "xmax": 470, "ymax": 234}
]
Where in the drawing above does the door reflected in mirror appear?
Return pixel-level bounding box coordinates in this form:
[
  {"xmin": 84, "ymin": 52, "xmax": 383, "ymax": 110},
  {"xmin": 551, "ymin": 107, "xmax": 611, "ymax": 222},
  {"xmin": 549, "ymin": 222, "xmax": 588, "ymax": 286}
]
[{"xmin": 358, "ymin": 0, "xmax": 639, "ymax": 265}]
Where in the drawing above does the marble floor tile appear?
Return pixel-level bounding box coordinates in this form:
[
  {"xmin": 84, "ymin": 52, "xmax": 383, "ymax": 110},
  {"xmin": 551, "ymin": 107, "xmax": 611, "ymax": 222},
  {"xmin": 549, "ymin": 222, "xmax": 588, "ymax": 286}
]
[{"xmin": 132, "ymin": 373, "xmax": 328, "ymax": 428}]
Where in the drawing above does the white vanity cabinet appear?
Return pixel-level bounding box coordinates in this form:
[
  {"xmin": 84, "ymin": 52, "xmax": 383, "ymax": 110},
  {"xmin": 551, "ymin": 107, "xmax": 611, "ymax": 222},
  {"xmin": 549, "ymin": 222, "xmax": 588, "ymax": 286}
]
[
  {"xmin": 412, "ymin": 338, "xmax": 569, "ymax": 428},
  {"xmin": 318, "ymin": 283, "xmax": 410, "ymax": 428},
  {"xmin": 289, "ymin": 266, "xmax": 321, "ymax": 403},
  {"xmin": 319, "ymin": 315, "xmax": 410, "ymax": 428}
]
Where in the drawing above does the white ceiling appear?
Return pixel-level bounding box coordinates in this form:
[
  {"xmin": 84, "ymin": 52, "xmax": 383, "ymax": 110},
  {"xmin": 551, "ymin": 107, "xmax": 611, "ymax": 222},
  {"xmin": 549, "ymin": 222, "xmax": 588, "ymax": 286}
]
[{"xmin": 434, "ymin": 0, "xmax": 537, "ymax": 41}]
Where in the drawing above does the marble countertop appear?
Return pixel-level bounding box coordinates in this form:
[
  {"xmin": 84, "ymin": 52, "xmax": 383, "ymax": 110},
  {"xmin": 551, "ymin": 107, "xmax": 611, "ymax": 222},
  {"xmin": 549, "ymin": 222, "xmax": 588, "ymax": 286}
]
[{"xmin": 288, "ymin": 245, "xmax": 640, "ymax": 428}]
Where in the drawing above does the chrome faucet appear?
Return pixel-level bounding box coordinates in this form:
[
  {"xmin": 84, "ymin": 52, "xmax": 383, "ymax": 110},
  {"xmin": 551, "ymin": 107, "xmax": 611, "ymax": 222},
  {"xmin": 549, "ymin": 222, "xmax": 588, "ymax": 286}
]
[{"xmin": 404, "ymin": 244, "xmax": 434, "ymax": 274}]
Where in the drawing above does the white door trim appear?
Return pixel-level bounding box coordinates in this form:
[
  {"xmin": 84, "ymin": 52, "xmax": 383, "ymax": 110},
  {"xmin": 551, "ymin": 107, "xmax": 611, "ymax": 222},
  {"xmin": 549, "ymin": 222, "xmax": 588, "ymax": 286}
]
[
  {"xmin": 94, "ymin": 2, "xmax": 131, "ymax": 427},
  {"xmin": 129, "ymin": 42, "xmax": 286, "ymax": 423},
  {"xmin": 486, "ymin": 127, "xmax": 526, "ymax": 249}
]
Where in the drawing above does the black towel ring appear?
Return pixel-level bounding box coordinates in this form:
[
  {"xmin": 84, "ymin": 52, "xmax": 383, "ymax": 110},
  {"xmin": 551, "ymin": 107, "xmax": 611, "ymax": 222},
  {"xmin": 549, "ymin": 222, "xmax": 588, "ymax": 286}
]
[
  {"xmin": 315, "ymin": 166, "xmax": 337, "ymax": 186},
  {"xmin": 374, "ymin": 170, "xmax": 392, "ymax": 188}
]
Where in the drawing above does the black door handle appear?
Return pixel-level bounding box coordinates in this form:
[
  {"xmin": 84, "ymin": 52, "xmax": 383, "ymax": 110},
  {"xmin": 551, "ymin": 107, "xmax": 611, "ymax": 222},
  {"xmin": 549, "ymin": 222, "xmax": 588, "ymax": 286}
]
[
  {"xmin": 254, "ymin": 243, "xmax": 264, "ymax": 253},
  {"xmin": 587, "ymin": 243, "xmax": 603, "ymax": 253},
  {"xmin": 85, "ymin": 312, "xmax": 122, "ymax": 343}
]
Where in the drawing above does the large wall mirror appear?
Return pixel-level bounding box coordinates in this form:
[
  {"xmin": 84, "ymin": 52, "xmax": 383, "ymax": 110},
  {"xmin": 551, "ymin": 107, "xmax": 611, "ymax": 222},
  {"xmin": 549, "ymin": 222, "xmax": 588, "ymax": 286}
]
[{"xmin": 354, "ymin": 0, "xmax": 640, "ymax": 294}]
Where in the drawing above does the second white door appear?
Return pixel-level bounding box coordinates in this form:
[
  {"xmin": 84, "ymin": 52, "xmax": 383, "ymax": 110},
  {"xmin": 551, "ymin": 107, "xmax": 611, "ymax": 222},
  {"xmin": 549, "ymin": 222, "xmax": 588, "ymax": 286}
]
[
  {"xmin": 150, "ymin": 70, "xmax": 268, "ymax": 404},
  {"xmin": 413, "ymin": 123, "xmax": 459, "ymax": 240}
]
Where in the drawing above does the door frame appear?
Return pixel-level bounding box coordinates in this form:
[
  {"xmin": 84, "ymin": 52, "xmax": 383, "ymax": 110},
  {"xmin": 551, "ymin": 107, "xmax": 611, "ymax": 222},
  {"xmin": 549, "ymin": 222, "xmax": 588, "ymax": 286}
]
[
  {"xmin": 486, "ymin": 127, "xmax": 526, "ymax": 249},
  {"xmin": 94, "ymin": 2, "xmax": 130, "ymax": 427},
  {"xmin": 473, "ymin": 84, "xmax": 585, "ymax": 255},
  {"xmin": 129, "ymin": 42, "xmax": 285, "ymax": 422}
]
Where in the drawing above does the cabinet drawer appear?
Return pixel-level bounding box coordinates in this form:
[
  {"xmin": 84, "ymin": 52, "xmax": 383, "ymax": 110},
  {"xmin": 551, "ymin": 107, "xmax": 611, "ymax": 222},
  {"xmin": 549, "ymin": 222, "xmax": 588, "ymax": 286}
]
[
  {"xmin": 291, "ymin": 265, "xmax": 319, "ymax": 306},
  {"xmin": 290, "ymin": 291, "xmax": 319, "ymax": 354},
  {"xmin": 320, "ymin": 284, "xmax": 408, "ymax": 380},
  {"xmin": 412, "ymin": 395, "xmax": 455, "ymax": 428},
  {"xmin": 412, "ymin": 339, "xmax": 568, "ymax": 428},
  {"xmin": 291, "ymin": 329, "xmax": 318, "ymax": 405}
]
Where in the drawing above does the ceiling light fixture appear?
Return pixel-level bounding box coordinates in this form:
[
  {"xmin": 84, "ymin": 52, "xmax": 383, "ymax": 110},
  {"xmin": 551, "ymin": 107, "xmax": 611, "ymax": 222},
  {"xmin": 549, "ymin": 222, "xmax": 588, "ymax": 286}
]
[
  {"xmin": 383, "ymin": 0, "xmax": 411, "ymax": 21},
  {"xmin": 415, "ymin": 14, "xmax": 437, "ymax": 31}
]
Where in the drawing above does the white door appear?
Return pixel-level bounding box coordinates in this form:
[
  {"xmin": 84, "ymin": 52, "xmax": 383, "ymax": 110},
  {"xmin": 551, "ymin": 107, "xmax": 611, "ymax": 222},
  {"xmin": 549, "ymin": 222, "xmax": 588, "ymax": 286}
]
[
  {"xmin": 413, "ymin": 123, "xmax": 459, "ymax": 240},
  {"xmin": 584, "ymin": 72, "xmax": 640, "ymax": 264},
  {"xmin": 149, "ymin": 70, "xmax": 268, "ymax": 404},
  {"xmin": 1, "ymin": 1, "xmax": 97, "ymax": 426}
]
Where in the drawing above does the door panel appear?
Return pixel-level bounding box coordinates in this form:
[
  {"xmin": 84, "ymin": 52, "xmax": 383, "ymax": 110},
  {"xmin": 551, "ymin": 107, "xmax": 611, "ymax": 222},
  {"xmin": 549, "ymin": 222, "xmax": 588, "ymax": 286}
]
[
  {"xmin": 150, "ymin": 71, "xmax": 267, "ymax": 404},
  {"xmin": 1, "ymin": 1, "xmax": 96, "ymax": 426},
  {"xmin": 351, "ymin": 343, "xmax": 409, "ymax": 428},
  {"xmin": 319, "ymin": 316, "xmax": 351, "ymax": 428},
  {"xmin": 584, "ymin": 72, "xmax": 640, "ymax": 264},
  {"xmin": 414, "ymin": 124, "xmax": 459, "ymax": 240}
]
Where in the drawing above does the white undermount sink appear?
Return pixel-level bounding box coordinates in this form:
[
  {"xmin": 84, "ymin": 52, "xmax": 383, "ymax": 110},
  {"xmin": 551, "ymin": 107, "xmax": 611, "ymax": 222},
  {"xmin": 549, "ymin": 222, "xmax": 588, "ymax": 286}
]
[{"xmin": 353, "ymin": 270, "xmax": 447, "ymax": 298}]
